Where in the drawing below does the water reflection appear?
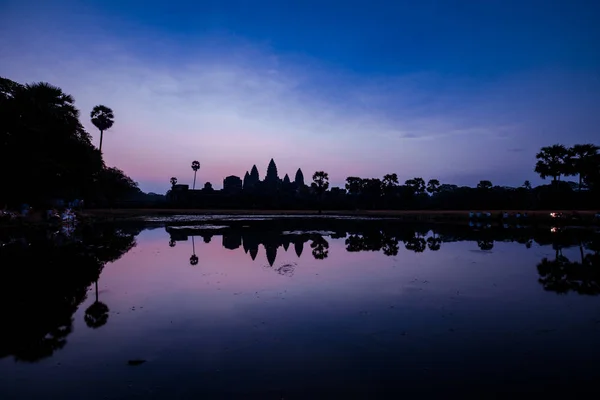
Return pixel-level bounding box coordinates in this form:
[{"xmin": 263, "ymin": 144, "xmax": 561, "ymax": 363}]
[
  {"xmin": 0, "ymin": 225, "xmax": 139, "ymax": 362},
  {"xmin": 3, "ymin": 222, "xmax": 600, "ymax": 397},
  {"xmin": 2, "ymin": 223, "xmax": 600, "ymax": 365},
  {"xmin": 165, "ymin": 224, "xmax": 600, "ymax": 296}
]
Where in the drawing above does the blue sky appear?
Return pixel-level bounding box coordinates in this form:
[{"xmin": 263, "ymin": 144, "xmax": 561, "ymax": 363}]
[{"xmin": 1, "ymin": 0, "xmax": 599, "ymax": 193}]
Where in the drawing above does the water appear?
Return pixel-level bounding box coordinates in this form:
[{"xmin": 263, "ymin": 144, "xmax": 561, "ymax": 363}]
[{"xmin": 1, "ymin": 222, "xmax": 600, "ymax": 399}]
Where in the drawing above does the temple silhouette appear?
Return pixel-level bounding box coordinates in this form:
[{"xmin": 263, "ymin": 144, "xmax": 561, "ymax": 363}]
[{"xmin": 168, "ymin": 158, "xmax": 309, "ymax": 205}]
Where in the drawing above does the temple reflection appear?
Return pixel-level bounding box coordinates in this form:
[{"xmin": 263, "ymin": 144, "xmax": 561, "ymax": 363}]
[{"xmin": 166, "ymin": 224, "xmax": 600, "ymax": 295}]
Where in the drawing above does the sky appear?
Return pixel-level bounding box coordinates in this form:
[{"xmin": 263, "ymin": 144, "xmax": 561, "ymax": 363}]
[{"xmin": 1, "ymin": 0, "xmax": 599, "ymax": 193}]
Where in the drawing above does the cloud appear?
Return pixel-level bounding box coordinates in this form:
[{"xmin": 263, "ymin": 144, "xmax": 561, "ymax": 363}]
[{"xmin": 1, "ymin": 4, "xmax": 599, "ymax": 193}]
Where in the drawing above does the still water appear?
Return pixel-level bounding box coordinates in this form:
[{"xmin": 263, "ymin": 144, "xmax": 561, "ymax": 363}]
[{"xmin": 1, "ymin": 222, "xmax": 599, "ymax": 399}]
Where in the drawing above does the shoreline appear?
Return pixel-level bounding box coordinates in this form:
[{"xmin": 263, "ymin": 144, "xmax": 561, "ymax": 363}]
[{"xmin": 1, "ymin": 209, "xmax": 598, "ymax": 230}]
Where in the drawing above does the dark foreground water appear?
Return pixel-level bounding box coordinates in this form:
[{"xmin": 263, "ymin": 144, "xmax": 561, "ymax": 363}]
[{"xmin": 1, "ymin": 222, "xmax": 600, "ymax": 399}]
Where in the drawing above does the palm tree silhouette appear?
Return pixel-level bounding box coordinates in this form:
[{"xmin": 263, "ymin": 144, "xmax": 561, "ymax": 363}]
[
  {"xmin": 569, "ymin": 144, "xmax": 599, "ymax": 191},
  {"xmin": 84, "ymin": 280, "xmax": 109, "ymax": 329},
  {"xmin": 523, "ymin": 180, "xmax": 532, "ymax": 190},
  {"xmin": 189, "ymin": 236, "xmax": 198, "ymax": 265},
  {"xmin": 90, "ymin": 105, "xmax": 114, "ymax": 153},
  {"xmin": 170, "ymin": 177, "xmax": 177, "ymax": 187},
  {"xmin": 191, "ymin": 160, "xmax": 200, "ymax": 190}
]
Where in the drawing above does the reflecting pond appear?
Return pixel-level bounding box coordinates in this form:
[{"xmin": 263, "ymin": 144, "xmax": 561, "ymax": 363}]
[{"xmin": 1, "ymin": 222, "xmax": 600, "ymax": 399}]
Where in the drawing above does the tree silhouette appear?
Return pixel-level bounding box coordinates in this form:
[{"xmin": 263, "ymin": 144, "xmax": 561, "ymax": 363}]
[
  {"xmin": 381, "ymin": 234, "xmax": 400, "ymax": 256},
  {"xmin": 191, "ymin": 160, "xmax": 200, "ymax": 190},
  {"xmin": 84, "ymin": 280, "xmax": 109, "ymax": 329},
  {"xmin": 170, "ymin": 177, "xmax": 177, "ymax": 187},
  {"xmin": 427, "ymin": 236, "xmax": 441, "ymax": 251},
  {"xmin": 312, "ymin": 171, "xmax": 329, "ymax": 214},
  {"xmin": 477, "ymin": 180, "xmax": 493, "ymax": 190},
  {"xmin": 427, "ymin": 179, "xmax": 441, "ymax": 195},
  {"xmin": 310, "ymin": 236, "xmax": 330, "ymax": 260},
  {"xmin": 0, "ymin": 224, "xmax": 139, "ymax": 362},
  {"xmin": 189, "ymin": 236, "xmax": 198, "ymax": 265},
  {"xmin": 404, "ymin": 237, "xmax": 427, "ymax": 253},
  {"xmin": 382, "ymin": 173, "xmax": 399, "ymax": 195},
  {"xmin": 569, "ymin": 144, "xmax": 599, "ymax": 191},
  {"xmin": 345, "ymin": 177, "xmax": 363, "ymax": 196},
  {"xmin": 1, "ymin": 78, "xmax": 118, "ymax": 205},
  {"xmin": 523, "ymin": 180, "xmax": 532, "ymax": 190},
  {"xmin": 477, "ymin": 240, "xmax": 494, "ymax": 251},
  {"xmin": 405, "ymin": 177, "xmax": 426, "ymax": 195},
  {"xmin": 90, "ymin": 105, "xmax": 114, "ymax": 153},
  {"xmin": 535, "ymin": 144, "xmax": 570, "ymax": 183}
]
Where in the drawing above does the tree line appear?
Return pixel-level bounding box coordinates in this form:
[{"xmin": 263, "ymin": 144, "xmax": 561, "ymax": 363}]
[
  {"xmin": 167, "ymin": 147, "xmax": 599, "ymax": 210},
  {"xmin": 0, "ymin": 77, "xmax": 142, "ymax": 208}
]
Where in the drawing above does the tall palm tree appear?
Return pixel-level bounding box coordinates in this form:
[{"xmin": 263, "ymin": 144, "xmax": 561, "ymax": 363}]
[
  {"xmin": 189, "ymin": 236, "xmax": 198, "ymax": 265},
  {"xmin": 90, "ymin": 105, "xmax": 114, "ymax": 153},
  {"xmin": 170, "ymin": 177, "xmax": 177, "ymax": 187},
  {"xmin": 569, "ymin": 144, "xmax": 599, "ymax": 191},
  {"xmin": 84, "ymin": 280, "xmax": 110, "ymax": 329},
  {"xmin": 191, "ymin": 160, "xmax": 200, "ymax": 190},
  {"xmin": 535, "ymin": 144, "xmax": 570, "ymax": 183}
]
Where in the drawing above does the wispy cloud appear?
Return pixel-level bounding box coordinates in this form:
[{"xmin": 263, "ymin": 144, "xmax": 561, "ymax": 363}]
[{"xmin": 1, "ymin": 4, "xmax": 599, "ymax": 192}]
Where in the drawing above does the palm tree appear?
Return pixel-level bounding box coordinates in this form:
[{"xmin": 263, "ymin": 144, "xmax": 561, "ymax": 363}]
[
  {"xmin": 22, "ymin": 81, "xmax": 80, "ymax": 123},
  {"xmin": 523, "ymin": 180, "xmax": 532, "ymax": 190},
  {"xmin": 170, "ymin": 177, "xmax": 177, "ymax": 187},
  {"xmin": 569, "ymin": 144, "xmax": 599, "ymax": 191},
  {"xmin": 84, "ymin": 280, "xmax": 110, "ymax": 329},
  {"xmin": 427, "ymin": 179, "xmax": 440, "ymax": 195},
  {"xmin": 189, "ymin": 236, "xmax": 198, "ymax": 265},
  {"xmin": 90, "ymin": 105, "xmax": 114, "ymax": 153},
  {"xmin": 191, "ymin": 160, "xmax": 200, "ymax": 190},
  {"xmin": 311, "ymin": 171, "xmax": 329, "ymax": 214},
  {"xmin": 535, "ymin": 144, "xmax": 570, "ymax": 184}
]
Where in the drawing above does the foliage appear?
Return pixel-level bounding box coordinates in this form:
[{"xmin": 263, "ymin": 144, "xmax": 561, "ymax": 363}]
[
  {"xmin": 535, "ymin": 144, "xmax": 570, "ymax": 182},
  {"xmin": 477, "ymin": 180, "xmax": 493, "ymax": 190},
  {"xmin": 0, "ymin": 224, "xmax": 139, "ymax": 362},
  {"xmin": 90, "ymin": 104, "xmax": 114, "ymax": 153},
  {"xmin": 0, "ymin": 76, "xmax": 139, "ymax": 207}
]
